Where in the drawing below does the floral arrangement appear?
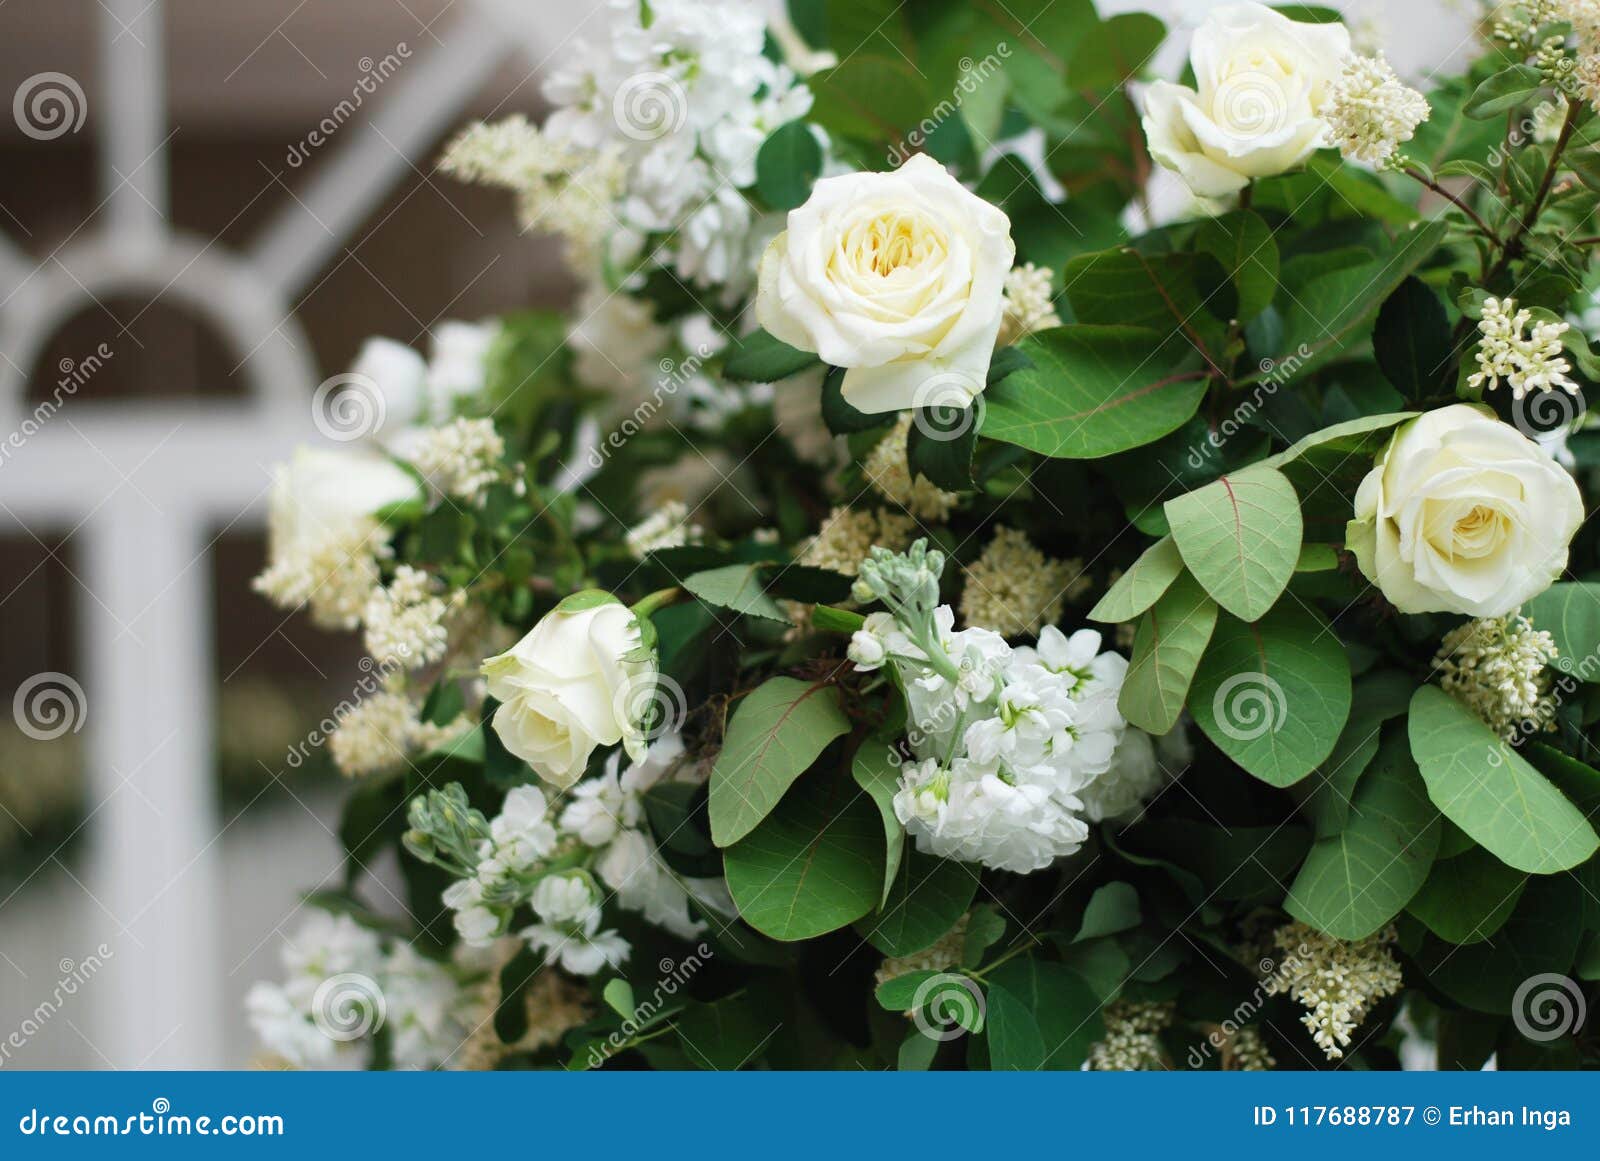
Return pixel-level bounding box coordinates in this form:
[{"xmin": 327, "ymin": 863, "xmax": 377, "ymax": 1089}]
[{"xmin": 248, "ymin": 1, "xmax": 1600, "ymax": 1071}]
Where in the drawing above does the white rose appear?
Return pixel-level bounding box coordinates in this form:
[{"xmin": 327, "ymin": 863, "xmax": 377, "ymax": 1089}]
[
  {"xmin": 1346, "ymin": 405, "xmax": 1584, "ymax": 617},
  {"xmin": 482, "ymin": 593, "xmax": 656, "ymax": 789},
  {"xmin": 756, "ymin": 153, "xmax": 1014, "ymax": 415},
  {"xmin": 1141, "ymin": 2, "xmax": 1349, "ymax": 199}
]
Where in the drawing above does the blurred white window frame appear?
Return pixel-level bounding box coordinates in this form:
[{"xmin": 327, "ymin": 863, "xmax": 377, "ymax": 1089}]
[{"xmin": 0, "ymin": 0, "xmax": 526, "ymax": 1067}]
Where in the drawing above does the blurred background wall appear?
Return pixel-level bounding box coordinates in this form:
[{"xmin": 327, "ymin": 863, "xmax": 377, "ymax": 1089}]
[{"xmin": 0, "ymin": 0, "xmax": 1477, "ymax": 1068}]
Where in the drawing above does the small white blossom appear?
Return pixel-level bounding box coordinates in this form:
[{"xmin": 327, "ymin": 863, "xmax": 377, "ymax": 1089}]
[
  {"xmin": 328, "ymin": 691, "xmax": 419, "ymax": 778},
  {"xmin": 1320, "ymin": 53, "xmax": 1430, "ymax": 168},
  {"xmin": 362, "ymin": 566, "xmax": 454, "ymax": 670},
  {"xmin": 1086, "ymin": 1001, "xmax": 1174, "ymax": 1071},
  {"xmin": 405, "ymin": 418, "xmax": 505, "ymax": 504},
  {"xmin": 1469, "ymin": 296, "xmax": 1580, "ymax": 398},
  {"xmin": 1265, "ymin": 922, "xmax": 1403, "ymax": 1060},
  {"xmin": 625, "ymin": 500, "xmax": 703, "ymax": 558},
  {"xmin": 1434, "ymin": 613, "xmax": 1560, "ymax": 740},
  {"xmin": 998, "ymin": 263, "xmax": 1061, "ymax": 347}
]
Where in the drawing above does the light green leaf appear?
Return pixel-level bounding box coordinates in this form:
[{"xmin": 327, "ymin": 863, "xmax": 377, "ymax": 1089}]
[
  {"xmin": 1463, "ymin": 64, "xmax": 1545, "ymax": 119},
  {"xmin": 1407, "ymin": 846, "xmax": 1528, "ymax": 945},
  {"xmin": 1407, "ymin": 685, "xmax": 1599, "ymax": 873},
  {"xmin": 710, "ymin": 676, "xmax": 851, "ymax": 847},
  {"xmin": 1088, "ymin": 536, "xmax": 1183, "ymax": 623},
  {"xmin": 1190, "ymin": 604, "xmax": 1352, "ymax": 788},
  {"xmin": 1165, "ymin": 466, "xmax": 1302, "ymax": 621},
  {"xmin": 1522, "ymin": 583, "xmax": 1600, "ymax": 683},
  {"xmin": 683, "ymin": 563, "xmax": 788, "ymax": 624},
  {"xmin": 1074, "ymin": 881, "xmax": 1141, "ymax": 942},
  {"xmin": 1297, "ymin": 670, "xmax": 1416, "ymax": 837},
  {"xmin": 723, "ymin": 772, "xmax": 884, "ymax": 940},
  {"xmin": 1256, "ymin": 412, "xmax": 1416, "ymax": 469},
  {"xmin": 1119, "ymin": 571, "xmax": 1218, "ymax": 734},
  {"xmin": 1285, "ymin": 731, "xmax": 1440, "ymax": 939},
  {"xmin": 875, "ymin": 970, "xmax": 938, "ymax": 1012},
  {"xmin": 982, "ymin": 325, "xmax": 1209, "ymax": 459},
  {"xmin": 851, "ymin": 735, "xmax": 906, "ymax": 907}
]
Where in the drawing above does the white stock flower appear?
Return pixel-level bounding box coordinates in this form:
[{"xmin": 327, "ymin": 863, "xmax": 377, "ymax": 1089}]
[
  {"xmin": 893, "ymin": 755, "xmax": 1091, "ymax": 874},
  {"xmin": 1346, "ymin": 405, "xmax": 1584, "ymax": 616},
  {"xmin": 382, "ymin": 943, "xmax": 472, "ymax": 1071},
  {"xmin": 482, "ymin": 595, "xmax": 656, "ymax": 789},
  {"xmin": 1141, "ymin": 3, "xmax": 1350, "ymax": 198},
  {"xmin": 756, "ymin": 154, "xmax": 1015, "ymax": 414},
  {"xmin": 253, "ymin": 446, "xmax": 420, "ymax": 629},
  {"xmin": 522, "ymin": 874, "xmax": 630, "ymax": 975}
]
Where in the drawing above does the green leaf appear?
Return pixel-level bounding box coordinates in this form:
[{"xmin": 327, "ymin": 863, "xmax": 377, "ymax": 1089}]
[
  {"xmin": 723, "ymin": 771, "xmax": 884, "ymax": 940},
  {"xmin": 875, "ymin": 970, "xmax": 938, "ymax": 1012},
  {"xmin": 1063, "ymin": 12, "xmax": 1165, "ymax": 91},
  {"xmin": 808, "ymin": 55, "xmax": 932, "ymax": 147},
  {"xmin": 1297, "ymin": 669, "xmax": 1416, "ymax": 837},
  {"xmin": 982, "ymin": 325, "xmax": 1208, "ymax": 459},
  {"xmin": 683, "ymin": 563, "xmax": 789, "ymax": 624},
  {"xmin": 1165, "ymin": 467, "xmax": 1302, "ymax": 622},
  {"xmin": 1088, "ymin": 536, "xmax": 1183, "ymax": 623},
  {"xmin": 1408, "ymin": 686, "xmax": 1599, "ymax": 873},
  {"xmin": 602, "ymin": 978, "xmax": 635, "ymax": 1018},
  {"xmin": 820, "ymin": 366, "xmax": 881, "ymax": 434},
  {"xmin": 1407, "ymin": 846, "xmax": 1528, "ymax": 945},
  {"xmin": 675, "ymin": 994, "xmax": 773, "ymax": 1070},
  {"xmin": 1190, "ymin": 604, "xmax": 1353, "ymax": 788},
  {"xmin": 1413, "ymin": 876, "xmax": 1585, "ymax": 1013},
  {"xmin": 722, "ymin": 329, "xmax": 819, "ymax": 383},
  {"xmin": 1463, "ymin": 64, "xmax": 1545, "ymax": 119},
  {"xmin": 859, "ymin": 848, "xmax": 978, "ymax": 957},
  {"xmin": 1059, "ymin": 249, "xmax": 1225, "ymax": 364},
  {"xmin": 1258, "ymin": 220, "xmax": 1447, "ymax": 383},
  {"xmin": 1195, "ymin": 210, "xmax": 1278, "ymax": 320},
  {"xmin": 709, "ymin": 676, "xmax": 852, "ymax": 847},
  {"xmin": 1373, "ymin": 276, "xmax": 1452, "ymax": 401},
  {"xmin": 1074, "ymin": 881, "xmax": 1141, "ymax": 942},
  {"xmin": 1257, "ymin": 412, "xmax": 1416, "ymax": 470},
  {"xmin": 1119, "ymin": 571, "xmax": 1218, "ymax": 734},
  {"xmin": 851, "ymin": 735, "xmax": 906, "ymax": 907},
  {"xmin": 962, "ymin": 906, "xmax": 1006, "ymax": 967},
  {"xmin": 1522, "ymin": 583, "xmax": 1600, "ymax": 683},
  {"xmin": 907, "ymin": 404, "xmax": 978, "ymax": 492},
  {"xmin": 986, "ymin": 959, "xmax": 1104, "ymax": 1070},
  {"xmin": 755, "ymin": 120, "xmax": 823, "ymax": 211},
  {"xmin": 1285, "ymin": 730, "xmax": 1440, "ymax": 939}
]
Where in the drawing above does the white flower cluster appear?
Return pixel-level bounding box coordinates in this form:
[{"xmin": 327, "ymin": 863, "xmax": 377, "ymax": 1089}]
[
  {"xmin": 246, "ymin": 911, "xmax": 481, "ymax": 1071},
  {"xmin": 439, "ymin": 115, "xmax": 626, "ymax": 270},
  {"xmin": 625, "ymin": 499, "xmax": 703, "ymax": 559},
  {"xmin": 363, "ymin": 566, "xmax": 456, "ymax": 671},
  {"xmin": 1433, "ymin": 613, "xmax": 1560, "ymax": 740},
  {"xmin": 350, "ymin": 321, "xmax": 501, "ymax": 453},
  {"xmin": 539, "ymin": 0, "xmax": 816, "ymax": 300},
  {"xmin": 958, "ymin": 525, "xmax": 1087, "ymax": 638},
  {"xmin": 1086, "ymin": 1000, "xmax": 1174, "ymax": 1070},
  {"xmin": 848, "ymin": 541, "xmax": 1156, "ymax": 873},
  {"xmin": 862, "ymin": 414, "xmax": 961, "ymax": 523},
  {"xmin": 997, "ymin": 263, "xmax": 1061, "ymax": 347},
  {"xmin": 406, "ymin": 418, "xmax": 507, "ymax": 505},
  {"xmin": 1469, "ymin": 295, "xmax": 1580, "ymax": 398},
  {"xmin": 418, "ymin": 736, "xmax": 727, "ymax": 977},
  {"xmin": 1265, "ymin": 921, "xmax": 1404, "ymax": 1060},
  {"xmin": 1319, "ymin": 53, "xmax": 1429, "ymax": 168}
]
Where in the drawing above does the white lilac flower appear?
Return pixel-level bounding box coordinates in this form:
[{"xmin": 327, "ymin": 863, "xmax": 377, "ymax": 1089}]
[
  {"xmin": 362, "ymin": 566, "xmax": 454, "ymax": 671},
  {"xmin": 1265, "ymin": 922, "xmax": 1403, "ymax": 1060},
  {"xmin": 800, "ymin": 507, "xmax": 916, "ymax": 576},
  {"xmin": 404, "ymin": 418, "xmax": 505, "ymax": 505},
  {"xmin": 625, "ymin": 500, "xmax": 704, "ymax": 559},
  {"xmin": 1433, "ymin": 613, "xmax": 1560, "ymax": 740},
  {"xmin": 1319, "ymin": 53, "xmax": 1430, "ymax": 168},
  {"xmin": 487, "ymin": 785, "xmax": 559, "ymax": 869},
  {"xmin": 440, "ymin": 115, "xmax": 626, "ymax": 271},
  {"xmin": 997, "ymin": 263, "xmax": 1062, "ymax": 347},
  {"xmin": 862, "ymin": 414, "xmax": 961, "ymax": 522},
  {"xmin": 328, "ymin": 690, "xmax": 420, "ymax": 778},
  {"xmin": 959, "ymin": 528, "xmax": 1088, "ymax": 638},
  {"xmin": 1468, "ymin": 296, "xmax": 1580, "ymax": 399},
  {"xmin": 1086, "ymin": 1001, "xmax": 1174, "ymax": 1071}
]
